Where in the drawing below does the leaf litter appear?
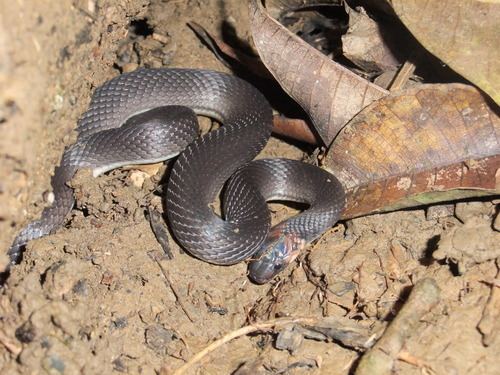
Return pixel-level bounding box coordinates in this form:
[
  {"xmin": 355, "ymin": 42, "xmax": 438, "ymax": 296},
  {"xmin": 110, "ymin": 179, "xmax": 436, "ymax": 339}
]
[{"xmin": 0, "ymin": 1, "xmax": 498, "ymax": 374}]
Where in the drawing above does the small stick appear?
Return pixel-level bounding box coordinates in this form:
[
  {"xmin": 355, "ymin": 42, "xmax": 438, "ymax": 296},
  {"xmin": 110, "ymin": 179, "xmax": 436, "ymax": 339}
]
[
  {"xmin": 355, "ymin": 278, "xmax": 440, "ymax": 375},
  {"xmin": 0, "ymin": 330, "xmax": 22, "ymax": 355},
  {"xmin": 397, "ymin": 350, "xmax": 435, "ymax": 373},
  {"xmin": 155, "ymin": 259, "xmax": 195, "ymax": 323},
  {"xmin": 272, "ymin": 115, "xmax": 319, "ymax": 145},
  {"xmin": 388, "ymin": 61, "xmax": 416, "ymax": 92},
  {"xmin": 172, "ymin": 317, "xmax": 318, "ymax": 375},
  {"xmin": 187, "ymin": 21, "xmax": 271, "ymax": 79}
]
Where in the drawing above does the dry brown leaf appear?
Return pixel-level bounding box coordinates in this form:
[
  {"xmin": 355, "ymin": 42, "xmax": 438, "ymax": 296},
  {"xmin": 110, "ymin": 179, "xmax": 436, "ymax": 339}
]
[
  {"xmin": 391, "ymin": 0, "xmax": 500, "ymax": 104},
  {"xmin": 248, "ymin": 0, "xmax": 499, "ymax": 216},
  {"xmin": 249, "ymin": 0, "xmax": 388, "ymax": 145},
  {"xmin": 264, "ymin": 0, "xmax": 342, "ymax": 19},
  {"xmin": 187, "ymin": 22, "xmax": 272, "ymax": 80},
  {"xmin": 324, "ymin": 84, "xmax": 500, "ymax": 218},
  {"xmin": 342, "ymin": 6, "xmax": 400, "ymax": 73}
]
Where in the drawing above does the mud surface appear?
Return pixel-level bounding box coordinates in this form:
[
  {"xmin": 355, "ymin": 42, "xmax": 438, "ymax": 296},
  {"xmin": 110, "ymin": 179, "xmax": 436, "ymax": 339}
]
[{"xmin": 0, "ymin": 1, "xmax": 499, "ymax": 374}]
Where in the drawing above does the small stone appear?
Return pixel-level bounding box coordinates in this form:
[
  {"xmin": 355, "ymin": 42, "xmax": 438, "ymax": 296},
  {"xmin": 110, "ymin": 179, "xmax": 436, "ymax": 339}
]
[
  {"xmin": 145, "ymin": 325, "xmax": 176, "ymax": 353},
  {"xmin": 122, "ymin": 62, "xmax": 139, "ymax": 73},
  {"xmin": 43, "ymin": 191, "xmax": 55, "ymax": 204},
  {"xmin": 43, "ymin": 259, "xmax": 91, "ymax": 298},
  {"xmin": 112, "ymin": 317, "xmax": 128, "ymax": 329},
  {"xmin": 87, "ymin": 0, "xmax": 96, "ymax": 14},
  {"xmin": 15, "ymin": 321, "xmax": 36, "ymax": 343},
  {"xmin": 129, "ymin": 170, "xmax": 149, "ymax": 188},
  {"xmin": 46, "ymin": 355, "xmax": 65, "ymax": 374},
  {"xmin": 90, "ymin": 217, "xmax": 103, "ymax": 228},
  {"xmin": 133, "ymin": 208, "xmax": 145, "ymax": 223},
  {"xmin": 275, "ymin": 326, "xmax": 303, "ymax": 354},
  {"xmin": 426, "ymin": 204, "xmax": 454, "ymax": 220},
  {"xmin": 112, "ymin": 357, "xmax": 128, "ymax": 373},
  {"xmin": 53, "ymin": 94, "xmax": 64, "ymax": 110},
  {"xmin": 133, "ymin": 162, "xmax": 163, "ymax": 177},
  {"xmin": 72, "ymin": 279, "xmax": 89, "ymax": 296},
  {"xmin": 207, "ymin": 306, "xmax": 228, "ymax": 315},
  {"xmin": 100, "ymin": 270, "xmax": 114, "ymax": 286}
]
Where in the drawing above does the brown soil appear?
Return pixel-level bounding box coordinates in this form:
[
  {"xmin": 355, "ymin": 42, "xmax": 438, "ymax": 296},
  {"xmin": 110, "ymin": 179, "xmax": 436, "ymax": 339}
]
[{"xmin": 0, "ymin": 1, "xmax": 498, "ymax": 374}]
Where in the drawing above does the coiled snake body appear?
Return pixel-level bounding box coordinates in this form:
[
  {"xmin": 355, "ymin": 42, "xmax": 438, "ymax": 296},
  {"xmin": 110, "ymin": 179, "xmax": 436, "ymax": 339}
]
[{"xmin": 9, "ymin": 68, "xmax": 345, "ymax": 283}]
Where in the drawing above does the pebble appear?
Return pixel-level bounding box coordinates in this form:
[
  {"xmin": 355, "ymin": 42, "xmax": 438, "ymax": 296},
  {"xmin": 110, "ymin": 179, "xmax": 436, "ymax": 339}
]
[
  {"xmin": 275, "ymin": 326, "xmax": 303, "ymax": 354},
  {"xmin": 426, "ymin": 204, "xmax": 454, "ymax": 220},
  {"xmin": 122, "ymin": 62, "xmax": 139, "ymax": 73},
  {"xmin": 145, "ymin": 325, "xmax": 176, "ymax": 353},
  {"xmin": 129, "ymin": 170, "xmax": 149, "ymax": 188},
  {"xmin": 15, "ymin": 321, "xmax": 37, "ymax": 343}
]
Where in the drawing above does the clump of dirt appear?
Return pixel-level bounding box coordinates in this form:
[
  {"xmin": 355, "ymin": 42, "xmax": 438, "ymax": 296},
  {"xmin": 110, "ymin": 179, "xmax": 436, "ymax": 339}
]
[{"xmin": 0, "ymin": 1, "xmax": 498, "ymax": 375}]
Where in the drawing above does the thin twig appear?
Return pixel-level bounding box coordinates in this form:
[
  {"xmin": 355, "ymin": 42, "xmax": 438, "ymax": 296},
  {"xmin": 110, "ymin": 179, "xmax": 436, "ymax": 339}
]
[
  {"xmin": 397, "ymin": 350, "xmax": 435, "ymax": 374},
  {"xmin": 0, "ymin": 330, "xmax": 22, "ymax": 355},
  {"xmin": 155, "ymin": 259, "xmax": 195, "ymax": 323},
  {"xmin": 187, "ymin": 21, "xmax": 271, "ymax": 79},
  {"xmin": 388, "ymin": 60, "xmax": 416, "ymax": 91},
  {"xmin": 272, "ymin": 115, "xmax": 319, "ymax": 145},
  {"xmin": 355, "ymin": 278, "xmax": 441, "ymax": 375},
  {"xmin": 172, "ymin": 317, "xmax": 318, "ymax": 375}
]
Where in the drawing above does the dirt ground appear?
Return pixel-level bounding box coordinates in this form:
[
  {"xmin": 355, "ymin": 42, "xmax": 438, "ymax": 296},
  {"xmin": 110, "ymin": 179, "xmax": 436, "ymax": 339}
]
[{"xmin": 0, "ymin": 1, "xmax": 499, "ymax": 374}]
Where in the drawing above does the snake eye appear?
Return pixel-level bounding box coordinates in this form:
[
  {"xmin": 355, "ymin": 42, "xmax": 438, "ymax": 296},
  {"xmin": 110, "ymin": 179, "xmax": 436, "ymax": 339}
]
[{"xmin": 273, "ymin": 263, "xmax": 285, "ymax": 271}]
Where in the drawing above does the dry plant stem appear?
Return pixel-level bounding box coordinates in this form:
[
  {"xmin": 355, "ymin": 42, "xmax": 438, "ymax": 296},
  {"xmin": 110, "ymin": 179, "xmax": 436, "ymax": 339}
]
[
  {"xmin": 298, "ymin": 315, "xmax": 384, "ymax": 349},
  {"xmin": 388, "ymin": 61, "xmax": 416, "ymax": 91},
  {"xmin": 155, "ymin": 259, "xmax": 195, "ymax": 323},
  {"xmin": 0, "ymin": 329, "xmax": 21, "ymax": 355},
  {"xmin": 172, "ymin": 317, "xmax": 318, "ymax": 375},
  {"xmin": 187, "ymin": 21, "xmax": 272, "ymax": 79},
  {"xmin": 355, "ymin": 278, "xmax": 441, "ymax": 375},
  {"xmin": 272, "ymin": 115, "xmax": 319, "ymax": 144},
  {"xmin": 397, "ymin": 350, "xmax": 435, "ymax": 373}
]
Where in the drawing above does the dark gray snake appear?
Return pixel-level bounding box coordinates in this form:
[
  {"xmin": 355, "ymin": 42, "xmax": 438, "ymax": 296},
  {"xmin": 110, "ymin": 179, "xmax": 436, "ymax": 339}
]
[{"xmin": 9, "ymin": 68, "xmax": 345, "ymax": 283}]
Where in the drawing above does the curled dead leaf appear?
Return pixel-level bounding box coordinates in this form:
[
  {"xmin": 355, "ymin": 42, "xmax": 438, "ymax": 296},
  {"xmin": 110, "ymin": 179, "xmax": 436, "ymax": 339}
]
[
  {"xmin": 324, "ymin": 84, "xmax": 500, "ymax": 218},
  {"xmin": 391, "ymin": 0, "xmax": 500, "ymax": 104},
  {"xmin": 248, "ymin": 0, "xmax": 499, "ymax": 215},
  {"xmin": 342, "ymin": 5, "xmax": 401, "ymax": 73},
  {"xmin": 249, "ymin": 0, "xmax": 388, "ymax": 144}
]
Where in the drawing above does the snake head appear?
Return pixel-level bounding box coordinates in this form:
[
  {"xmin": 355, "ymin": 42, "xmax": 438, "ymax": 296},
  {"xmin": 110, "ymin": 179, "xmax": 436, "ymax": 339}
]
[{"xmin": 248, "ymin": 226, "xmax": 306, "ymax": 284}]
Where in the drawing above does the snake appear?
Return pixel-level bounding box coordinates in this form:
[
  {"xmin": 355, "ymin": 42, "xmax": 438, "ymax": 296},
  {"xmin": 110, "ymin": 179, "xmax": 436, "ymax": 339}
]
[{"xmin": 8, "ymin": 68, "xmax": 345, "ymax": 283}]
